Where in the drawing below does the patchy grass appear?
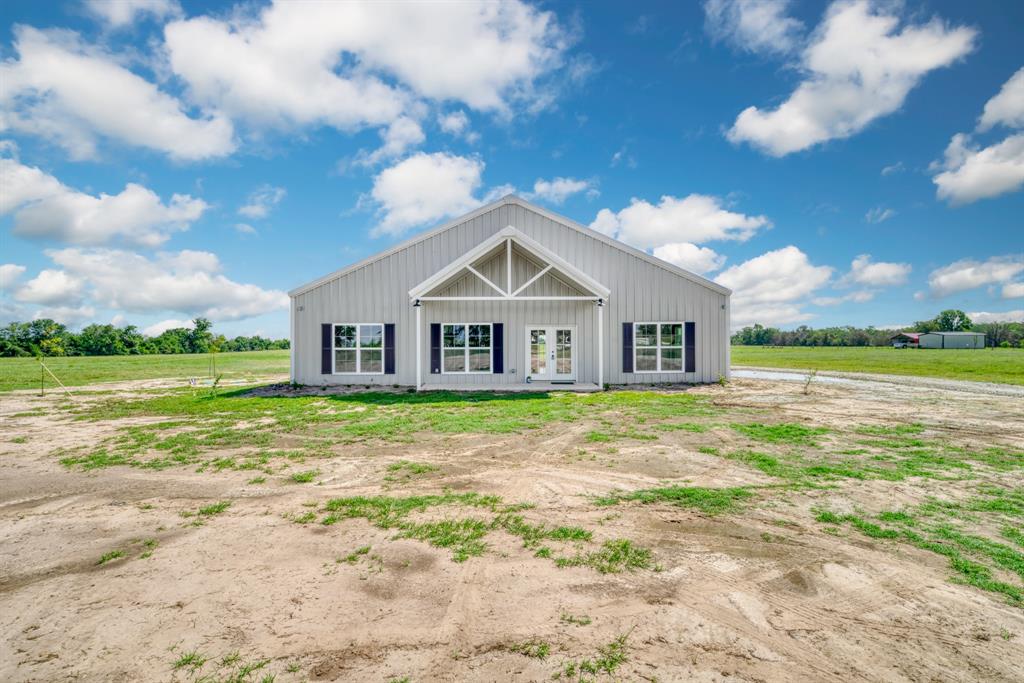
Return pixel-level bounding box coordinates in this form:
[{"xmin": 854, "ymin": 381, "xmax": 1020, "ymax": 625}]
[
  {"xmin": 560, "ymin": 613, "xmax": 592, "ymax": 626},
  {"xmin": 731, "ymin": 346, "xmax": 1024, "ymax": 385},
  {"xmin": 509, "ymin": 638, "xmax": 551, "ymax": 659},
  {"xmin": 596, "ymin": 486, "xmax": 753, "ymax": 515},
  {"xmin": 97, "ymin": 549, "xmax": 126, "ymax": 565},
  {"xmin": 384, "ymin": 460, "xmax": 439, "ymax": 484},
  {"xmin": 289, "ymin": 469, "xmax": 318, "ymax": 484},
  {"xmin": 731, "ymin": 422, "xmax": 829, "ymax": 445},
  {"xmin": 554, "ymin": 539, "xmax": 652, "ymax": 574},
  {"xmin": 343, "ymin": 546, "xmax": 372, "ymax": 564},
  {"xmin": 815, "ymin": 486, "xmax": 1024, "ymax": 607},
  {"xmin": 169, "ymin": 646, "xmax": 275, "ymax": 682},
  {"xmin": 555, "ymin": 632, "xmax": 630, "ymax": 680}
]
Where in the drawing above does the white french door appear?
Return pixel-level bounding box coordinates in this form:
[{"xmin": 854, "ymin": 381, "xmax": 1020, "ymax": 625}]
[{"xmin": 526, "ymin": 326, "xmax": 576, "ymax": 381}]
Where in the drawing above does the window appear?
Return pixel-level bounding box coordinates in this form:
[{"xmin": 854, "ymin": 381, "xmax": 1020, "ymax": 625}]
[
  {"xmin": 333, "ymin": 323, "xmax": 383, "ymax": 374},
  {"xmin": 634, "ymin": 322, "xmax": 683, "ymax": 372},
  {"xmin": 442, "ymin": 323, "xmax": 491, "ymax": 373}
]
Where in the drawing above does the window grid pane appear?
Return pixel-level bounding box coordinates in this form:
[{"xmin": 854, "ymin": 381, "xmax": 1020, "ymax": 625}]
[
  {"xmin": 635, "ymin": 324, "xmax": 657, "ymax": 347},
  {"xmin": 360, "ymin": 324, "xmax": 383, "ymax": 348},
  {"xmin": 636, "ymin": 348, "xmax": 658, "ymax": 371},
  {"xmin": 360, "ymin": 349, "xmax": 382, "ymax": 373},
  {"xmin": 443, "ymin": 349, "xmax": 465, "ymax": 372},
  {"xmin": 334, "ymin": 349, "xmax": 356, "ymax": 373},
  {"xmin": 334, "ymin": 325, "xmax": 356, "ymax": 348},
  {"xmin": 635, "ymin": 322, "xmax": 684, "ymax": 372},
  {"xmin": 443, "ymin": 324, "xmax": 465, "ymax": 349}
]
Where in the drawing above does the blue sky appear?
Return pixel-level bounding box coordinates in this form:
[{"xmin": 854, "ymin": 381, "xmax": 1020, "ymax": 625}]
[{"xmin": 1, "ymin": 0, "xmax": 1022, "ymax": 338}]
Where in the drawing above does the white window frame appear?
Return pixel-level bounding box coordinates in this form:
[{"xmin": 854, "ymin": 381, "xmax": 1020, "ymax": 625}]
[
  {"xmin": 633, "ymin": 322, "xmax": 685, "ymax": 373},
  {"xmin": 332, "ymin": 323, "xmax": 385, "ymax": 375},
  {"xmin": 441, "ymin": 322, "xmax": 493, "ymax": 374}
]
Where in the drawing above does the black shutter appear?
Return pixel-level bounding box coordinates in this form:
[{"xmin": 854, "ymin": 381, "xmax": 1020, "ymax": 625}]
[
  {"xmin": 622, "ymin": 322, "xmax": 633, "ymax": 373},
  {"xmin": 430, "ymin": 323, "xmax": 441, "ymax": 374},
  {"xmin": 492, "ymin": 323, "xmax": 504, "ymax": 373},
  {"xmin": 685, "ymin": 322, "xmax": 696, "ymax": 373},
  {"xmin": 321, "ymin": 324, "xmax": 332, "ymax": 375},
  {"xmin": 384, "ymin": 323, "xmax": 396, "ymax": 374}
]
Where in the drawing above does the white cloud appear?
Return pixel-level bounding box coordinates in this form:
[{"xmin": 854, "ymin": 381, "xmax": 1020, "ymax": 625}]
[
  {"xmin": 864, "ymin": 206, "xmax": 896, "ymax": 223},
  {"xmin": 439, "ymin": 110, "xmax": 470, "ymax": 136},
  {"xmin": 14, "ymin": 269, "xmax": 84, "ymax": 305},
  {"xmin": 84, "ymin": 0, "xmax": 181, "ymax": 27},
  {"xmin": 704, "ymin": 0, "xmax": 804, "ymax": 56},
  {"xmin": 715, "ymin": 246, "xmax": 832, "ymax": 327},
  {"xmin": 881, "ymin": 161, "xmax": 904, "ymax": 175},
  {"xmin": 589, "ymin": 194, "xmax": 771, "ymax": 250},
  {"xmin": 932, "ymin": 132, "xmax": 1024, "ymax": 204},
  {"xmin": 979, "ymin": 67, "xmax": 1024, "ymax": 131},
  {"xmin": 652, "ymin": 243, "xmax": 726, "ymax": 275},
  {"xmin": 844, "ymin": 254, "xmax": 911, "ymax": 287},
  {"xmin": 1, "ymin": 263, "xmax": 27, "ymax": 292},
  {"xmin": 926, "ymin": 255, "xmax": 1024, "ymax": 298},
  {"xmin": 370, "ymin": 152, "xmax": 484, "ymax": 237},
  {"xmin": 32, "ymin": 304, "xmax": 96, "ymax": 326},
  {"xmin": 0, "ymin": 26, "xmax": 234, "ymax": 160},
  {"xmin": 0, "ymin": 158, "xmax": 207, "ymax": 246},
  {"xmin": 727, "ymin": 1, "xmax": 975, "ymax": 156},
  {"xmin": 238, "ymin": 184, "xmax": 286, "ymax": 219},
  {"xmin": 354, "ymin": 117, "xmax": 426, "ymax": 167},
  {"xmin": 526, "ymin": 177, "xmax": 596, "ymax": 204},
  {"xmin": 969, "ymin": 309, "xmax": 1024, "ymax": 323},
  {"xmin": 143, "ymin": 318, "xmax": 194, "ymax": 336},
  {"xmin": 234, "ymin": 223, "xmax": 257, "ymax": 235},
  {"xmin": 164, "ymin": 0, "xmax": 568, "ymax": 137},
  {"xmin": 41, "ymin": 248, "xmax": 289, "ymax": 321},
  {"xmin": 1003, "ymin": 282, "xmax": 1024, "ymax": 299},
  {"xmin": 812, "ymin": 290, "xmax": 875, "ymax": 306}
]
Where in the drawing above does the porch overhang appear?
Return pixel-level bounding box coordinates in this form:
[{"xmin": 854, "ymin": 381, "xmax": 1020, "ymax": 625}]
[{"xmin": 407, "ymin": 226, "xmax": 610, "ymax": 303}]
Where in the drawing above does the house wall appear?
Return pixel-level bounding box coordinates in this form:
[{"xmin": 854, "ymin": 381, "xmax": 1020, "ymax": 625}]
[{"xmin": 291, "ymin": 200, "xmax": 731, "ymax": 386}]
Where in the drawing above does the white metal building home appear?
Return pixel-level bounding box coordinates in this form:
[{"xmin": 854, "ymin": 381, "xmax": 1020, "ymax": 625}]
[{"xmin": 289, "ymin": 195, "xmax": 731, "ymax": 390}]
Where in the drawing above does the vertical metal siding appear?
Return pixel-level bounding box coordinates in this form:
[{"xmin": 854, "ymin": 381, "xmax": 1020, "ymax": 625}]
[{"xmin": 292, "ymin": 203, "xmax": 729, "ymax": 386}]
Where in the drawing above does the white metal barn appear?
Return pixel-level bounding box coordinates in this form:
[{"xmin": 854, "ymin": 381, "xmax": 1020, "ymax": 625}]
[{"xmin": 289, "ymin": 196, "xmax": 732, "ymax": 390}]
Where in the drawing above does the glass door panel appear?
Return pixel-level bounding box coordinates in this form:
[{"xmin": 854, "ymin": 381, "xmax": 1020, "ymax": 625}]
[{"xmin": 529, "ymin": 328, "xmax": 547, "ymax": 378}]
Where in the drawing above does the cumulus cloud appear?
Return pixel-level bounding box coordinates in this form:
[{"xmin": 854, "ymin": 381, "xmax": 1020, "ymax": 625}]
[
  {"xmin": 864, "ymin": 206, "xmax": 896, "ymax": 223},
  {"xmin": 370, "ymin": 153, "xmax": 485, "ymax": 237},
  {"xmin": 143, "ymin": 318, "xmax": 194, "ymax": 336},
  {"xmin": 164, "ymin": 0, "xmax": 568, "ymax": 138},
  {"xmin": 979, "ymin": 67, "xmax": 1024, "ymax": 131},
  {"xmin": 881, "ymin": 161, "xmax": 904, "ymax": 176},
  {"xmin": 234, "ymin": 223, "xmax": 257, "ymax": 235},
  {"xmin": 727, "ymin": 1, "xmax": 975, "ymax": 156},
  {"xmin": 714, "ymin": 246, "xmax": 832, "ymax": 327},
  {"xmin": 0, "ymin": 26, "xmax": 234, "ymax": 160},
  {"xmin": 931, "ymin": 65, "xmax": 1024, "ymax": 204},
  {"xmin": 812, "ymin": 290, "xmax": 875, "ymax": 306},
  {"xmin": 932, "ymin": 133, "xmax": 1024, "ymax": 205},
  {"xmin": 32, "ymin": 304, "xmax": 96, "ymax": 326},
  {"xmin": 0, "ymin": 158, "xmax": 207, "ymax": 246},
  {"xmin": 589, "ymin": 194, "xmax": 771, "ymax": 250},
  {"xmin": 353, "ymin": 117, "xmax": 426, "ymax": 167},
  {"xmin": 843, "ymin": 254, "xmax": 911, "ymax": 287},
  {"xmin": 526, "ymin": 177, "xmax": 597, "ymax": 204},
  {"xmin": 1003, "ymin": 282, "xmax": 1024, "ymax": 299},
  {"xmin": 652, "ymin": 243, "xmax": 726, "ymax": 275},
  {"xmin": 238, "ymin": 184, "xmax": 286, "ymax": 219},
  {"xmin": 1, "ymin": 263, "xmax": 27, "ymax": 292},
  {"xmin": 438, "ymin": 110, "xmax": 478, "ymax": 142},
  {"xmin": 14, "ymin": 269, "xmax": 84, "ymax": 305},
  {"xmin": 704, "ymin": 0, "xmax": 804, "ymax": 56},
  {"xmin": 84, "ymin": 0, "xmax": 181, "ymax": 27},
  {"xmin": 926, "ymin": 255, "xmax": 1024, "ymax": 298},
  {"xmin": 34, "ymin": 248, "xmax": 289, "ymax": 321},
  {"xmin": 969, "ymin": 309, "xmax": 1024, "ymax": 323}
]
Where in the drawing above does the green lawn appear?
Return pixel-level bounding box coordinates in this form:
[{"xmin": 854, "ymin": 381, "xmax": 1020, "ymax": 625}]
[
  {"xmin": 731, "ymin": 346, "xmax": 1024, "ymax": 385},
  {"xmin": 0, "ymin": 350, "xmax": 289, "ymax": 392}
]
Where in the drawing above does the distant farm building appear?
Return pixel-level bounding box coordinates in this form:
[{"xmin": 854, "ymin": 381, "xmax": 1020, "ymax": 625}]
[
  {"xmin": 890, "ymin": 332, "xmax": 920, "ymax": 348},
  {"xmin": 919, "ymin": 331, "xmax": 986, "ymax": 349}
]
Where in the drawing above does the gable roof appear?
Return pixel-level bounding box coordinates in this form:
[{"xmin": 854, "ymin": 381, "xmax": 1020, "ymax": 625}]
[
  {"xmin": 408, "ymin": 226, "xmax": 611, "ymax": 300},
  {"xmin": 289, "ymin": 195, "xmax": 732, "ymax": 298}
]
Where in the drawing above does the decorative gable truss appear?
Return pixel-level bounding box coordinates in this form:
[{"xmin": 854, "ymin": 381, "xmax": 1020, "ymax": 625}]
[{"xmin": 408, "ymin": 227, "xmax": 610, "ymax": 303}]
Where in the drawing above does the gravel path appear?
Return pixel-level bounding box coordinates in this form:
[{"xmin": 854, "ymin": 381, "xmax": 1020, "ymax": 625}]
[{"xmin": 732, "ymin": 365, "xmax": 1024, "ymax": 398}]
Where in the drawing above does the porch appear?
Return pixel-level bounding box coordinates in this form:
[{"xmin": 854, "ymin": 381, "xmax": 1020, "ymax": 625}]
[{"xmin": 418, "ymin": 381, "xmax": 602, "ymax": 393}]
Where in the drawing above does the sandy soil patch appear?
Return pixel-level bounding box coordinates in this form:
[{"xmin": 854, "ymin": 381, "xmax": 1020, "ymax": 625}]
[{"xmin": 1, "ymin": 378, "xmax": 1023, "ymax": 682}]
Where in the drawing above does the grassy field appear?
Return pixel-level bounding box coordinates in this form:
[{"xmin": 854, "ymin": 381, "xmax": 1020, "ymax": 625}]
[
  {"xmin": 732, "ymin": 345, "xmax": 1024, "ymax": 385},
  {"xmin": 0, "ymin": 349, "xmax": 289, "ymax": 392}
]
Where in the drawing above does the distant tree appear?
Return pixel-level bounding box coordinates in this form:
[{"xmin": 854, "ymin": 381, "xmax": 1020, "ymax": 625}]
[
  {"xmin": 933, "ymin": 309, "xmax": 972, "ymax": 331},
  {"xmin": 186, "ymin": 317, "xmax": 214, "ymax": 354}
]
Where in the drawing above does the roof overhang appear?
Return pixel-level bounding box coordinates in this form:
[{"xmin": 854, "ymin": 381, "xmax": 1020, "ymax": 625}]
[{"xmin": 408, "ymin": 226, "xmax": 610, "ymax": 302}]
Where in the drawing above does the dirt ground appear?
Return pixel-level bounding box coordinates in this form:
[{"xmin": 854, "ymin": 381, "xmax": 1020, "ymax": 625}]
[{"xmin": 2, "ymin": 376, "xmax": 1023, "ymax": 683}]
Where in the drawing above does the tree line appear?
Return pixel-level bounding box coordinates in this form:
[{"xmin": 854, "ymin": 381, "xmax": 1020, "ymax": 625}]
[
  {"xmin": 0, "ymin": 317, "xmax": 290, "ymax": 357},
  {"xmin": 731, "ymin": 310, "xmax": 1024, "ymax": 348}
]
